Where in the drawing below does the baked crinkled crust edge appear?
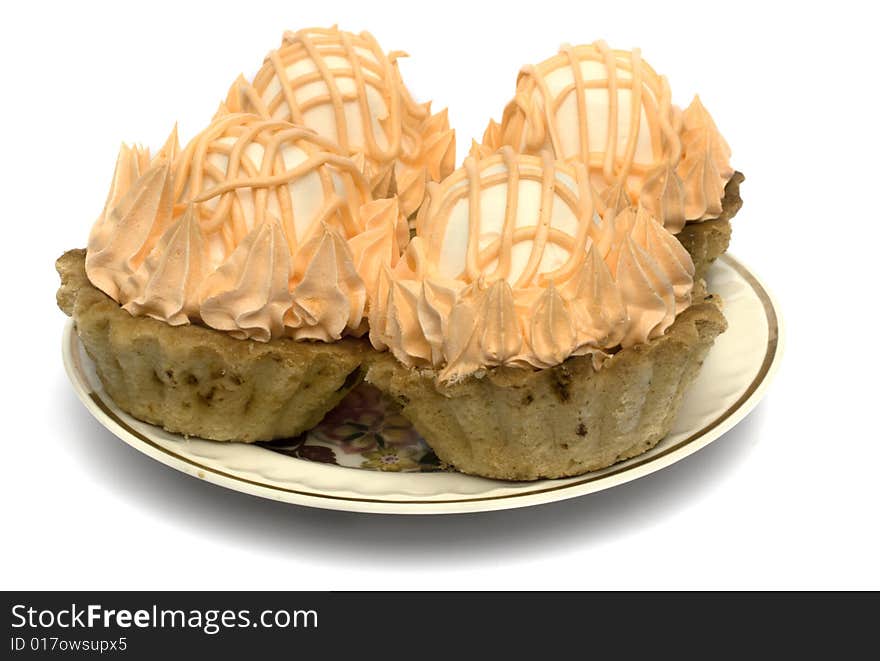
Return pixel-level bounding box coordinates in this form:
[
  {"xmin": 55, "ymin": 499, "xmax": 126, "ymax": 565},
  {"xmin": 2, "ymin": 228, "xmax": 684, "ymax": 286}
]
[
  {"xmin": 56, "ymin": 249, "xmax": 367, "ymax": 443},
  {"xmin": 364, "ymin": 293, "xmax": 727, "ymax": 481}
]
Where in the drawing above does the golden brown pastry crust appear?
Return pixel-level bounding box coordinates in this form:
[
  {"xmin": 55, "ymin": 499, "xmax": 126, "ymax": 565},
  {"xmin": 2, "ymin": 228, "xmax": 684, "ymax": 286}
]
[
  {"xmin": 364, "ymin": 292, "xmax": 727, "ymax": 481},
  {"xmin": 677, "ymin": 171, "xmax": 744, "ymax": 279},
  {"xmin": 57, "ymin": 249, "xmax": 367, "ymax": 442}
]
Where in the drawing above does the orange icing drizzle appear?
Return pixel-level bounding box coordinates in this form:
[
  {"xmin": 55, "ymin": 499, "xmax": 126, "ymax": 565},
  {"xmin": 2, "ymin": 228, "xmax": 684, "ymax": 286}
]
[
  {"xmin": 419, "ymin": 148, "xmax": 606, "ymax": 290},
  {"xmin": 225, "ymin": 26, "xmax": 455, "ymax": 216},
  {"xmin": 232, "ymin": 27, "xmax": 415, "ymax": 164},
  {"xmin": 172, "ymin": 113, "xmax": 372, "ymax": 263},
  {"xmin": 473, "ymin": 42, "xmax": 735, "ymax": 231},
  {"xmin": 498, "ymin": 41, "xmax": 679, "ymax": 193}
]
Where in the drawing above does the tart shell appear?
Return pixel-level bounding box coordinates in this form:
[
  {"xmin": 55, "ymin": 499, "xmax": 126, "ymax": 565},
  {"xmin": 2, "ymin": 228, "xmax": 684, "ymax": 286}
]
[
  {"xmin": 364, "ymin": 293, "xmax": 727, "ymax": 481},
  {"xmin": 56, "ymin": 249, "xmax": 367, "ymax": 443}
]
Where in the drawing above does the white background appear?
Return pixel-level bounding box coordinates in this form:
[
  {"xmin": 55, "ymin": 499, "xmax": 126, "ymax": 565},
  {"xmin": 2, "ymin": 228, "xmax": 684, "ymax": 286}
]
[{"xmin": 2, "ymin": 0, "xmax": 878, "ymax": 590}]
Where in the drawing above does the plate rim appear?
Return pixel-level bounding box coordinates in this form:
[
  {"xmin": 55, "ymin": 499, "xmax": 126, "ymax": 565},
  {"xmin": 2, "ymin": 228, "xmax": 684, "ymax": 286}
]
[{"xmin": 62, "ymin": 253, "xmax": 783, "ymax": 515}]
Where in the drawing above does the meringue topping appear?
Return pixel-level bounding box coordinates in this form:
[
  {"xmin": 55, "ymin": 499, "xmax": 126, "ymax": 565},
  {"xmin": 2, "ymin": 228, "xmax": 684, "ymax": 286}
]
[
  {"xmin": 417, "ymin": 148, "xmax": 605, "ymax": 288},
  {"xmin": 87, "ymin": 159, "xmax": 175, "ymax": 301},
  {"xmin": 370, "ymin": 151, "xmax": 696, "ymax": 381},
  {"xmin": 677, "ymin": 95, "xmax": 735, "ymax": 220},
  {"xmin": 223, "ymin": 26, "xmax": 455, "ymax": 216},
  {"xmin": 121, "ymin": 204, "xmax": 208, "ymax": 326},
  {"xmin": 87, "ymin": 113, "xmax": 404, "ymax": 342},
  {"xmin": 199, "ymin": 217, "xmax": 293, "ymax": 342},
  {"xmin": 473, "ymin": 41, "xmax": 733, "ymax": 231}
]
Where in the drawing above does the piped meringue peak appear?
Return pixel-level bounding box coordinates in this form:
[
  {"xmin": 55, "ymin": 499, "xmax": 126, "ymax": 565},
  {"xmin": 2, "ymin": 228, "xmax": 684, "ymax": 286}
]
[
  {"xmin": 369, "ymin": 151, "xmax": 696, "ymax": 382},
  {"xmin": 224, "ymin": 26, "xmax": 456, "ymax": 217},
  {"xmin": 472, "ymin": 41, "xmax": 733, "ymax": 233},
  {"xmin": 87, "ymin": 113, "xmax": 407, "ymax": 342}
]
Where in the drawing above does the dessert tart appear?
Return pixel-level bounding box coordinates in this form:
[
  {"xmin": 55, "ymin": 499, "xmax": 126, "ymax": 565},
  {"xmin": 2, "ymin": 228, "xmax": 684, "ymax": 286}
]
[
  {"xmin": 471, "ymin": 41, "xmax": 742, "ymax": 278},
  {"xmin": 56, "ymin": 28, "xmax": 740, "ymax": 483},
  {"xmin": 366, "ymin": 148, "xmax": 726, "ymax": 480},
  {"xmin": 57, "ymin": 112, "xmax": 406, "ymax": 442},
  {"xmin": 224, "ymin": 26, "xmax": 456, "ymax": 218}
]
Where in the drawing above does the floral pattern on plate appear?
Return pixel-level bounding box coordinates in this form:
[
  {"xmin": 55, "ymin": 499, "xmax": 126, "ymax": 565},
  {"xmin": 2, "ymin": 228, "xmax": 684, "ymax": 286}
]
[{"xmin": 258, "ymin": 384, "xmax": 445, "ymax": 472}]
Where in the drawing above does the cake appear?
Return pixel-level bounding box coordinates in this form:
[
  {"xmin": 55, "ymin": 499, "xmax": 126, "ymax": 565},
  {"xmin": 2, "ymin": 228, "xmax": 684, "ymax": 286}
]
[
  {"xmin": 224, "ymin": 26, "xmax": 456, "ymax": 218},
  {"xmin": 471, "ymin": 41, "xmax": 743, "ymax": 278},
  {"xmin": 58, "ymin": 112, "xmax": 407, "ymax": 442},
  {"xmin": 365, "ymin": 148, "xmax": 726, "ymax": 479}
]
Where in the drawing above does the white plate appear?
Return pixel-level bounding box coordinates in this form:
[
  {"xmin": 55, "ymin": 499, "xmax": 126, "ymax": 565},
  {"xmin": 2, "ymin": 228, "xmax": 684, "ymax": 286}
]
[{"xmin": 62, "ymin": 254, "xmax": 782, "ymax": 514}]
